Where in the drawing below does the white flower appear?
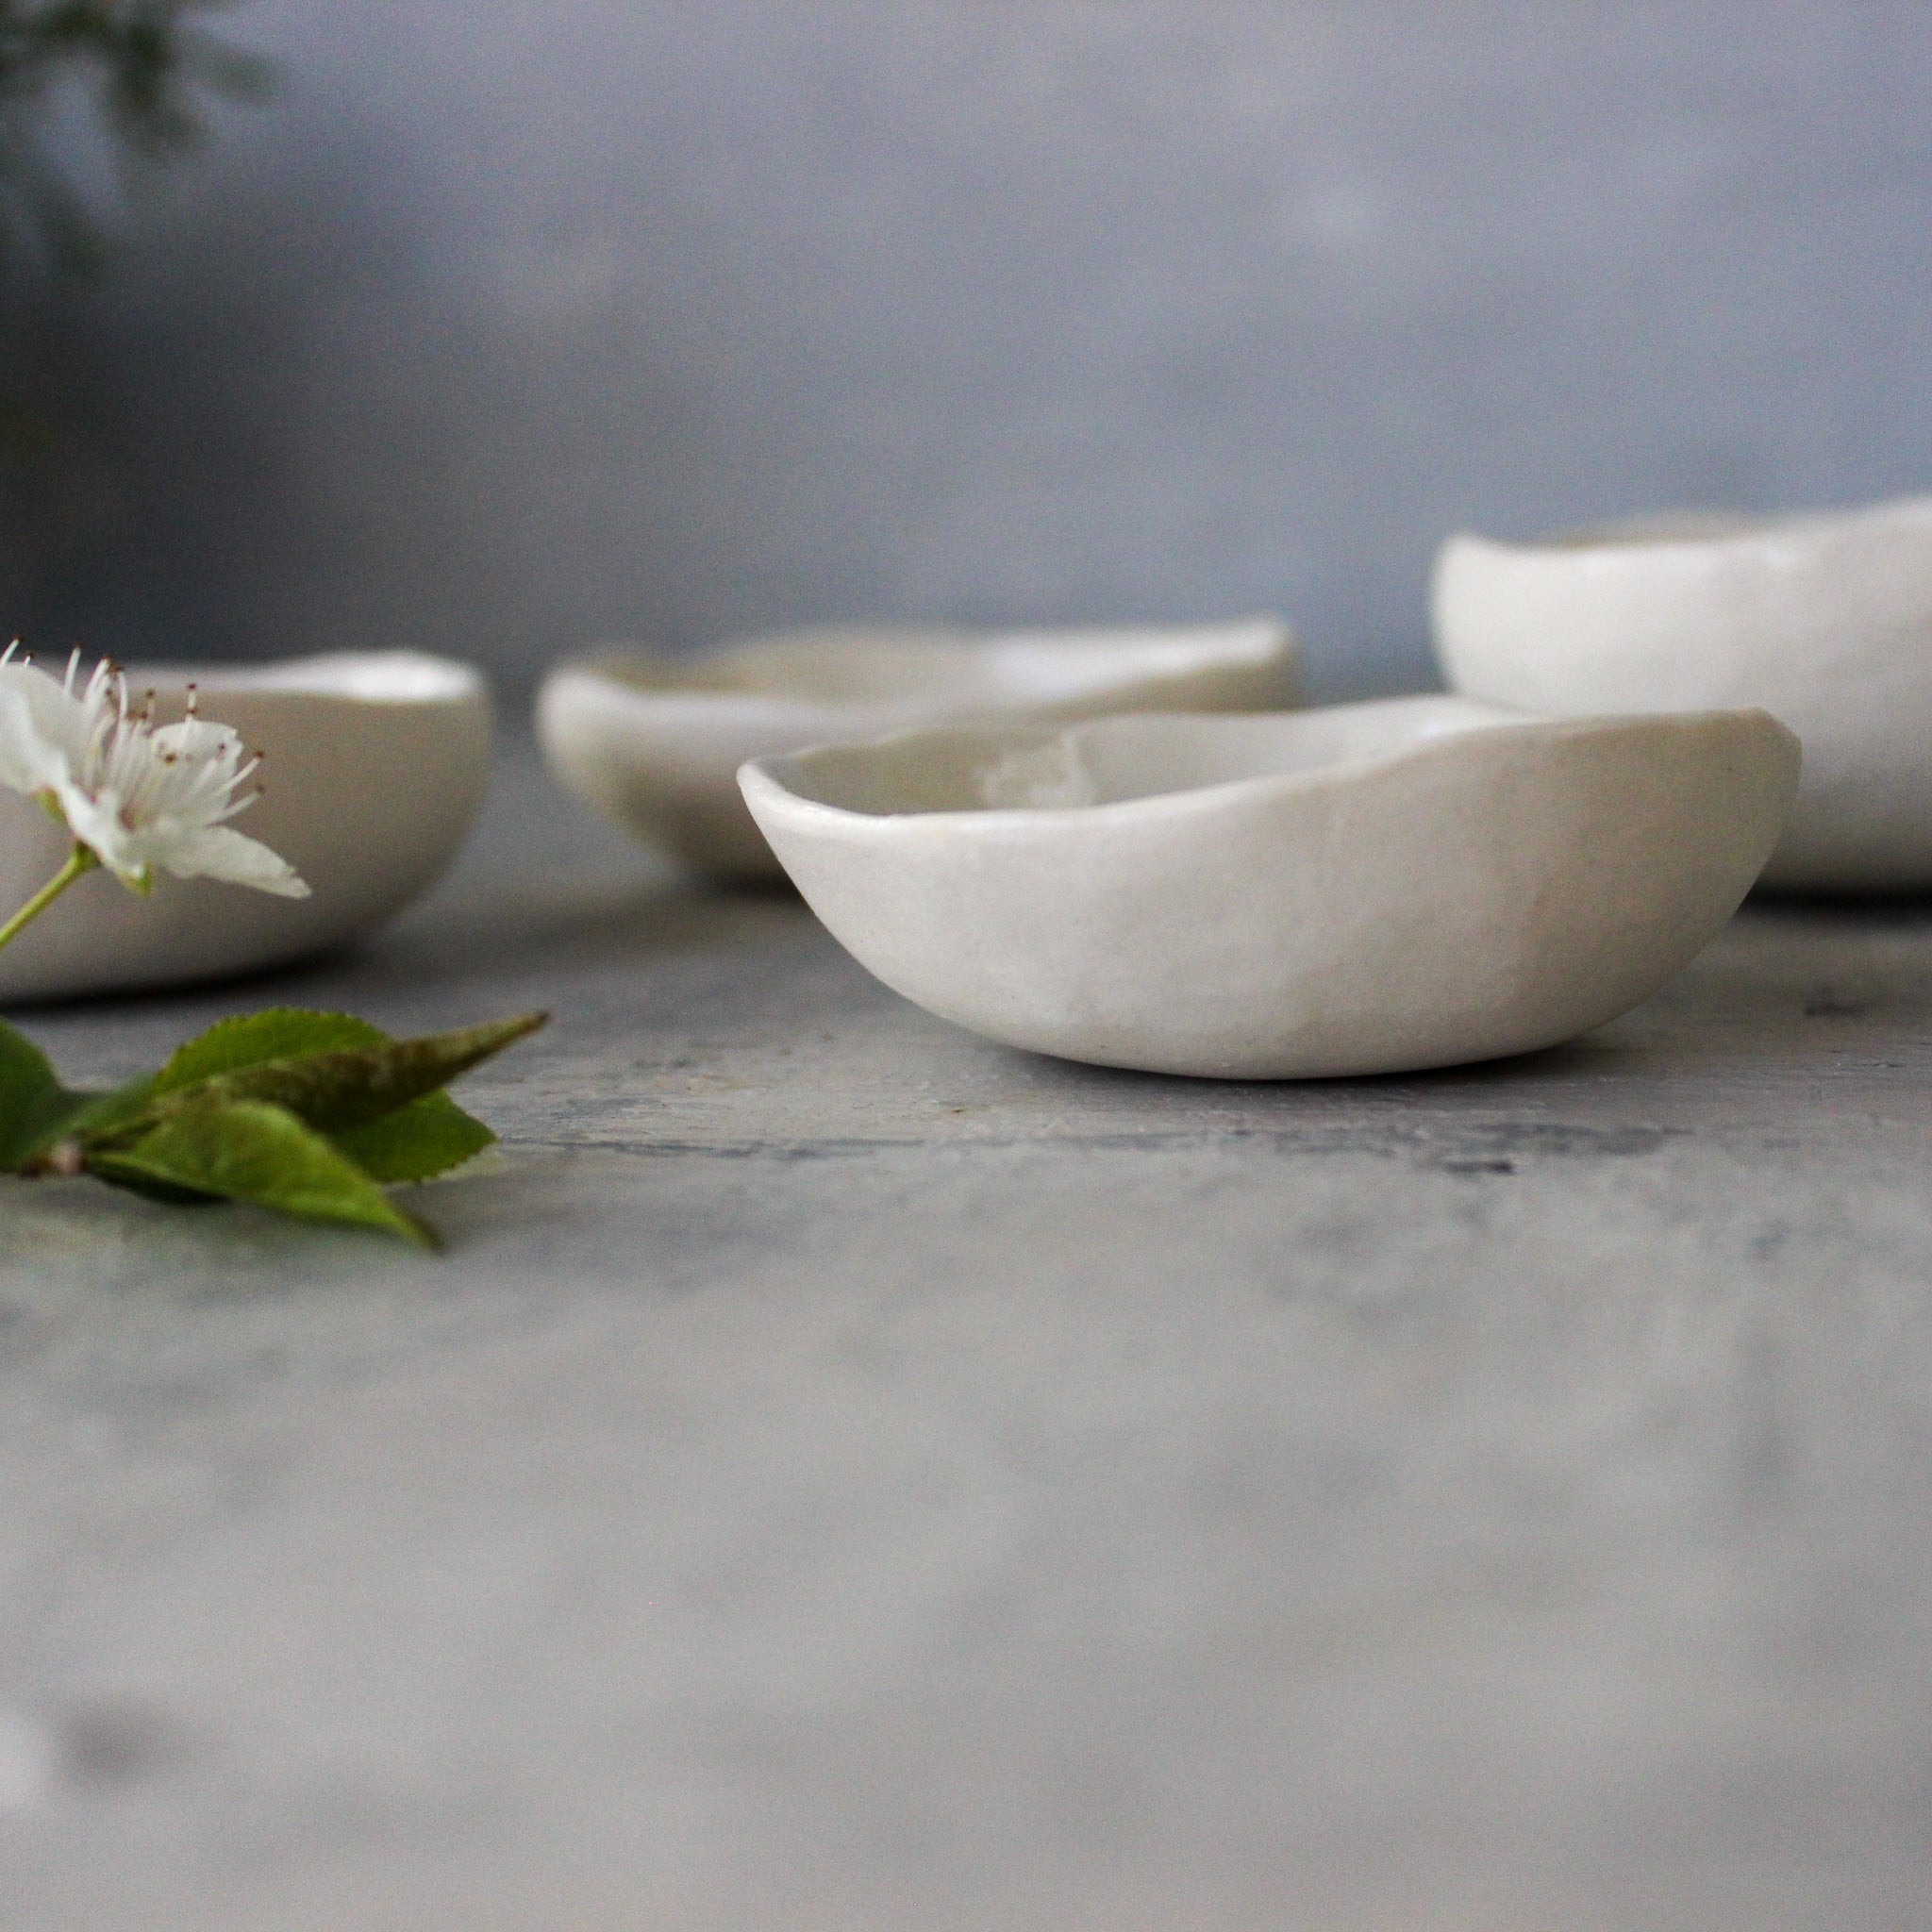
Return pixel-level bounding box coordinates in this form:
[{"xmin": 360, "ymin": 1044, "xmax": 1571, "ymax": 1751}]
[{"xmin": 0, "ymin": 645, "xmax": 308, "ymax": 898}]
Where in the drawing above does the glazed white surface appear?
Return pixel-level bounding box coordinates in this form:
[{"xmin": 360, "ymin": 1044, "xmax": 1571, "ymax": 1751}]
[
  {"xmin": 1433, "ymin": 495, "xmax": 1932, "ymax": 891},
  {"xmin": 0, "ymin": 652, "xmax": 491, "ymax": 1002},
  {"xmin": 536, "ymin": 618, "xmax": 1300, "ymax": 880},
  {"xmin": 742, "ymin": 696, "xmax": 1800, "ymax": 1079}
]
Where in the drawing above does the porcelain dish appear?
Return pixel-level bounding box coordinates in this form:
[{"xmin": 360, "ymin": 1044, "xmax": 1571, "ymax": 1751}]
[
  {"xmin": 0, "ymin": 650, "xmax": 491, "ymax": 1002},
  {"xmin": 537, "ymin": 617, "xmax": 1300, "ymax": 879},
  {"xmin": 741, "ymin": 696, "xmax": 1800, "ymax": 1080},
  {"xmin": 1434, "ymin": 495, "xmax": 1932, "ymax": 891}
]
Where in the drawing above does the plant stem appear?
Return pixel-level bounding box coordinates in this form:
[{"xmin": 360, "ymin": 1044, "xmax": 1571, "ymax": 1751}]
[{"xmin": 0, "ymin": 844, "xmax": 98, "ymax": 954}]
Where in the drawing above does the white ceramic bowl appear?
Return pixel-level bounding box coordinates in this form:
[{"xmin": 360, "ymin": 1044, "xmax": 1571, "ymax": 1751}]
[
  {"xmin": 537, "ymin": 617, "xmax": 1300, "ymax": 880},
  {"xmin": 741, "ymin": 696, "xmax": 1799, "ymax": 1080},
  {"xmin": 0, "ymin": 651, "xmax": 491, "ymax": 1002},
  {"xmin": 1434, "ymin": 496, "xmax": 1932, "ymax": 891}
]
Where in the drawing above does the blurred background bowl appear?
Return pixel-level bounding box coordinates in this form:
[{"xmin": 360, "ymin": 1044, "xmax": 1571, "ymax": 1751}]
[
  {"xmin": 0, "ymin": 651, "xmax": 491, "ymax": 1003},
  {"xmin": 537, "ymin": 617, "xmax": 1299, "ymax": 879},
  {"xmin": 1433, "ymin": 496, "xmax": 1932, "ymax": 891}
]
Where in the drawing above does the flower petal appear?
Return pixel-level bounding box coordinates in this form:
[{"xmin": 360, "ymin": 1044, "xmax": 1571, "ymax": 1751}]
[
  {"xmin": 55, "ymin": 784, "xmax": 144, "ymax": 885},
  {"xmin": 153, "ymin": 824, "xmax": 311, "ymax": 898},
  {"xmin": 0, "ymin": 658, "xmax": 102, "ymax": 764},
  {"xmin": 3, "ymin": 653, "xmax": 307, "ymax": 902},
  {"xmin": 0, "ymin": 678, "xmax": 74, "ymax": 796},
  {"xmin": 148, "ymin": 716, "xmax": 243, "ymax": 762}
]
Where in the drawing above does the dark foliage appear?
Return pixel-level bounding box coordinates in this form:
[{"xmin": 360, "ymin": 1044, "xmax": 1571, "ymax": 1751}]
[{"xmin": 0, "ymin": 1, "xmax": 268, "ymax": 279}]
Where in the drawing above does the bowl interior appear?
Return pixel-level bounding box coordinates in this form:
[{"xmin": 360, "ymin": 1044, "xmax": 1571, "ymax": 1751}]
[
  {"xmin": 769, "ymin": 695, "xmax": 1532, "ymax": 817},
  {"xmin": 584, "ymin": 621, "xmax": 1284, "ymax": 709}
]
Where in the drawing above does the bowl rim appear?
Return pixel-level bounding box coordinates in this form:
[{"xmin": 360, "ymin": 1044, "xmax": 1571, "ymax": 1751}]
[
  {"xmin": 119, "ymin": 650, "xmax": 486, "ymax": 706},
  {"xmin": 1441, "ymin": 491, "xmax": 1932, "ymax": 560},
  {"xmin": 741, "ymin": 696, "xmax": 1796, "ymax": 836},
  {"xmin": 544, "ymin": 615, "xmax": 1297, "ymax": 709}
]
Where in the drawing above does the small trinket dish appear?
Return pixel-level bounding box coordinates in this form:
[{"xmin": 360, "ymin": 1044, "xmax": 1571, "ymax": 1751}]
[
  {"xmin": 0, "ymin": 651, "xmax": 490, "ymax": 1003},
  {"xmin": 740, "ymin": 696, "xmax": 1799, "ymax": 1079},
  {"xmin": 1434, "ymin": 495, "xmax": 1932, "ymax": 891},
  {"xmin": 536, "ymin": 617, "xmax": 1300, "ymax": 880}
]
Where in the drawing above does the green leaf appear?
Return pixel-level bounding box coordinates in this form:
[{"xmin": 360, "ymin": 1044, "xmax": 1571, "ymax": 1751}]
[
  {"xmin": 0, "ymin": 1019, "xmax": 106, "ymax": 1172},
  {"xmin": 129, "ymin": 1011, "xmax": 547, "ymax": 1137},
  {"xmin": 151, "ymin": 1011, "xmax": 495, "ymax": 1178},
  {"xmin": 91, "ymin": 1167, "xmax": 224, "ymax": 1208},
  {"xmin": 0, "ymin": 1019, "xmax": 166, "ymax": 1175},
  {"xmin": 153, "ymin": 1010, "xmax": 388, "ymax": 1093},
  {"xmin": 88, "ymin": 1011, "xmax": 547, "ymax": 1157},
  {"xmin": 330, "ymin": 1092, "xmax": 496, "ymax": 1184},
  {"xmin": 90, "ymin": 1097, "xmax": 437, "ymax": 1249},
  {"xmin": 63, "ymin": 1074, "xmax": 162, "ymax": 1146}
]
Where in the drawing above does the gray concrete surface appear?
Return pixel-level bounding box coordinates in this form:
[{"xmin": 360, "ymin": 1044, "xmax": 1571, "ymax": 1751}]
[
  {"xmin": 2, "ymin": 746, "xmax": 1932, "ymax": 1928},
  {"xmin": 11, "ymin": 3, "xmax": 1932, "ymax": 695}
]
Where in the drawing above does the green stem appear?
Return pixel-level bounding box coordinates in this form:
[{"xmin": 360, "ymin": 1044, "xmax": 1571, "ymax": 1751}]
[{"xmin": 0, "ymin": 843, "xmax": 98, "ymax": 954}]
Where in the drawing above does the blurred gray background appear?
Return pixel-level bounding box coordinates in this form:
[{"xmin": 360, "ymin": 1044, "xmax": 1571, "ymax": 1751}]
[{"xmin": 8, "ymin": 0, "xmax": 1932, "ymax": 697}]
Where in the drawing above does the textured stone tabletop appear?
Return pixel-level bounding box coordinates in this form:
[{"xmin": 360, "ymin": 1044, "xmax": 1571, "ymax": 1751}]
[{"xmin": 3, "ymin": 747, "xmax": 1931, "ymax": 1930}]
